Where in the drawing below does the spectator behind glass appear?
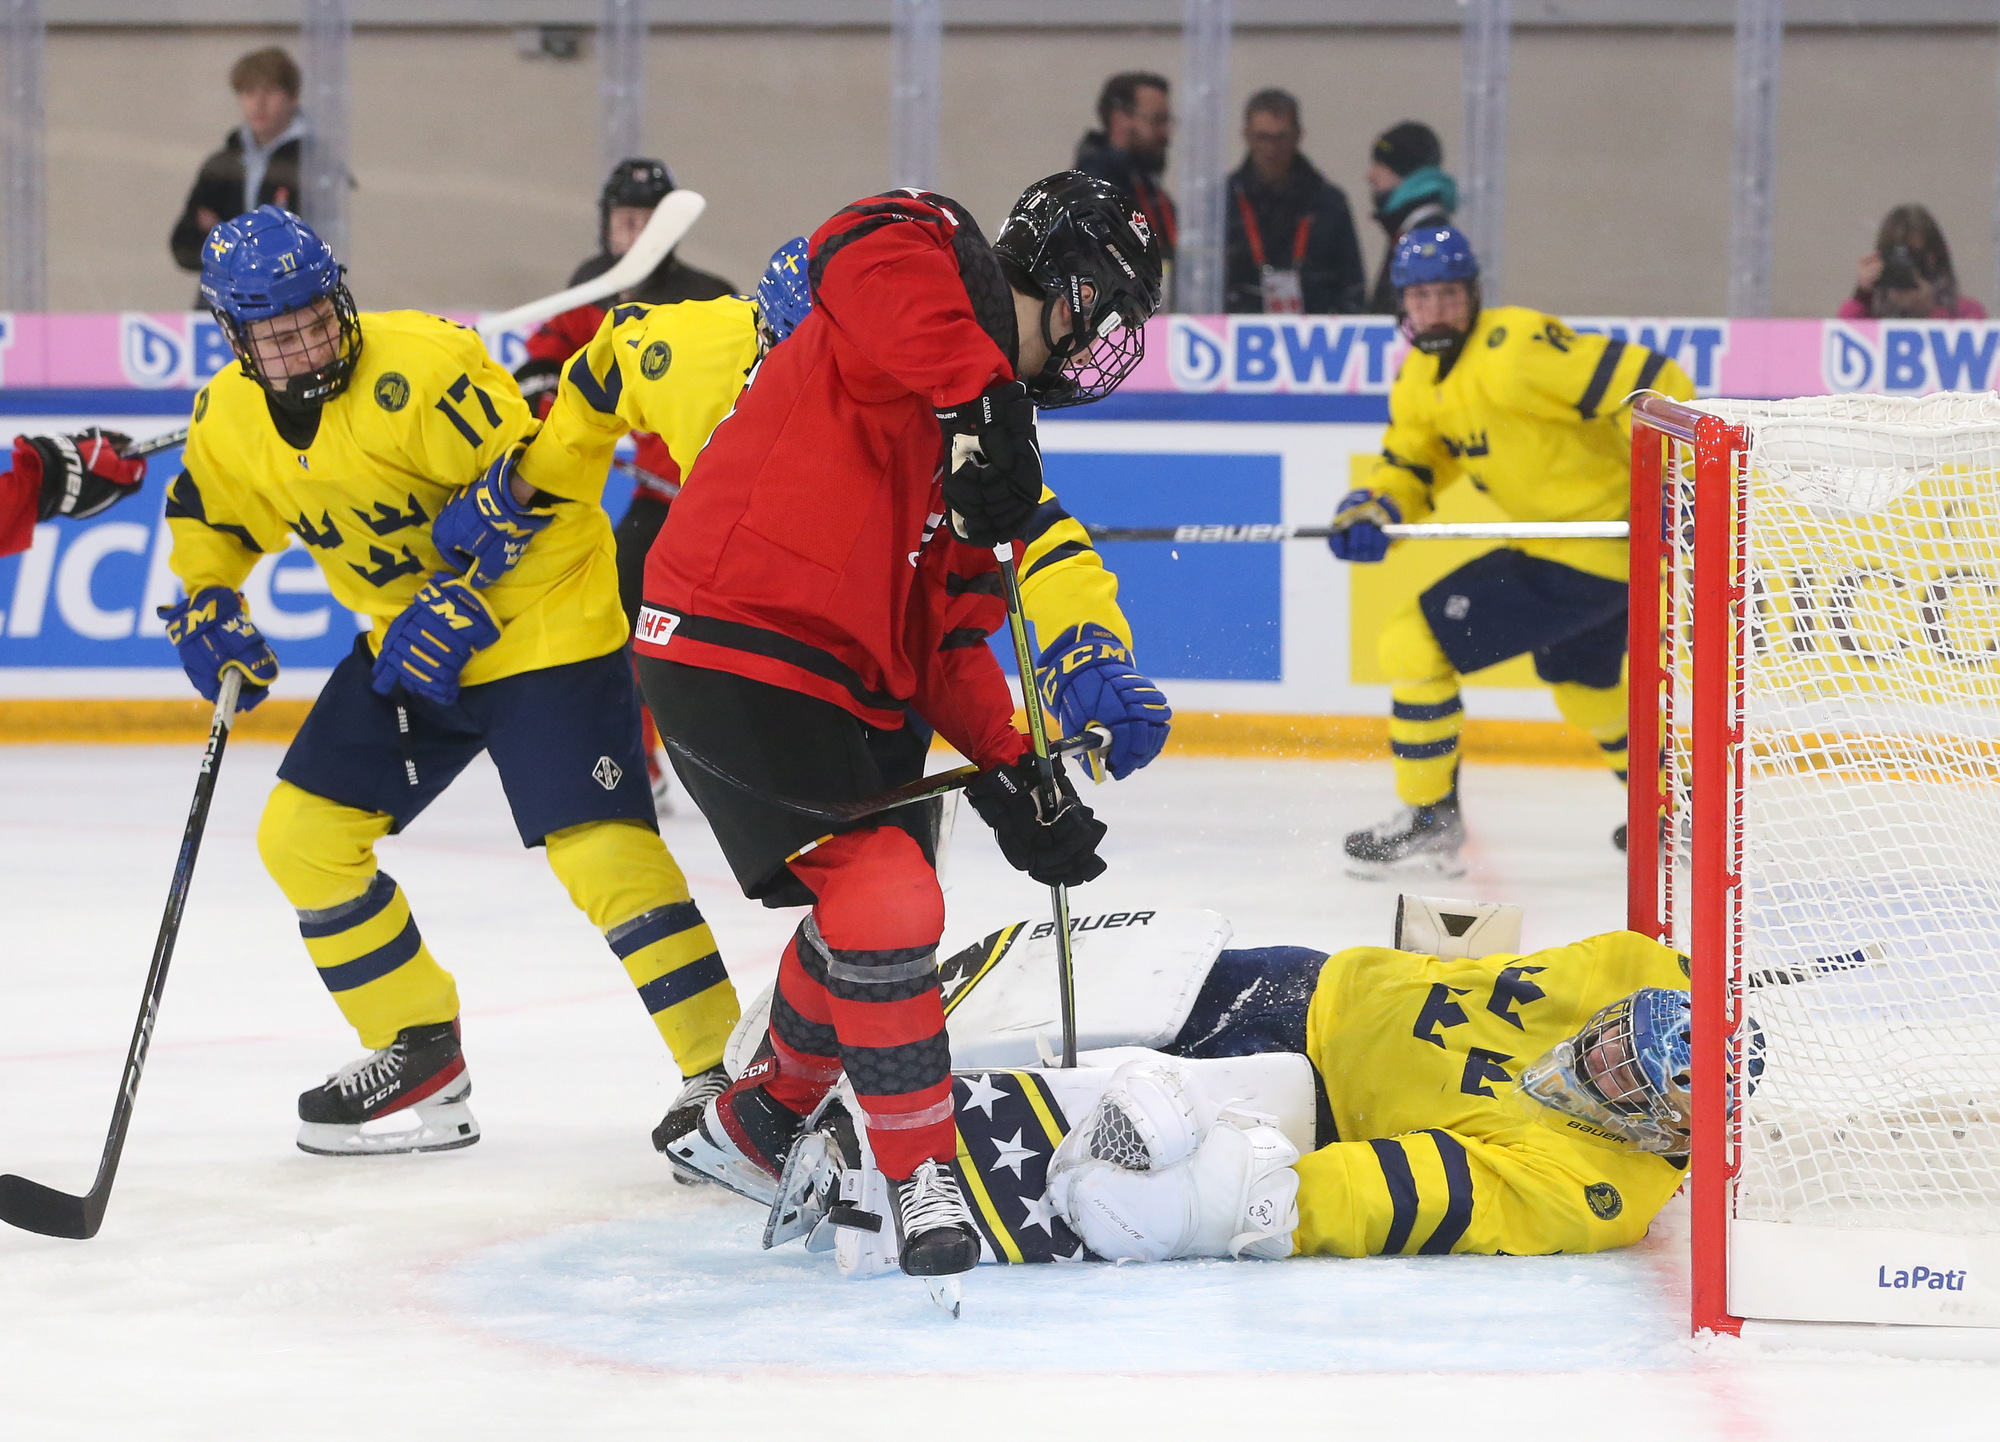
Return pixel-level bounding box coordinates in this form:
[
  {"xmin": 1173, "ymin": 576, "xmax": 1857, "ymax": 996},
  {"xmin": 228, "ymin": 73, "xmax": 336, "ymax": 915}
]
[
  {"xmin": 1074, "ymin": 72, "xmax": 1177, "ymax": 265},
  {"xmin": 1840, "ymin": 204, "xmax": 1987, "ymax": 320},
  {"xmin": 169, "ymin": 48, "xmax": 308, "ymax": 273},
  {"xmin": 1364, "ymin": 120, "xmax": 1458, "ymax": 314},
  {"xmin": 1224, "ymin": 88, "xmax": 1364, "ymax": 314}
]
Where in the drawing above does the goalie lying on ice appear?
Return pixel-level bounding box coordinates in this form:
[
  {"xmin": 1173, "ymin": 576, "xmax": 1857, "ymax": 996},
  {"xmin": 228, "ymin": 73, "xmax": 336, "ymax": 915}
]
[{"xmin": 732, "ymin": 908, "xmax": 1691, "ymax": 1270}]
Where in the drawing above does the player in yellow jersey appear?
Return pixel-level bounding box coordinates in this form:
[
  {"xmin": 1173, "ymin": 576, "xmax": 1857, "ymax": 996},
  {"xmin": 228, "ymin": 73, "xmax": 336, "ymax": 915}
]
[
  {"xmin": 161, "ymin": 206, "xmax": 739, "ymax": 1156},
  {"xmin": 501, "ymin": 245, "xmax": 1173, "ymax": 792},
  {"xmin": 753, "ymin": 913, "xmax": 1691, "ymax": 1270},
  {"xmin": 1328, "ymin": 226, "xmax": 1694, "ymax": 876}
]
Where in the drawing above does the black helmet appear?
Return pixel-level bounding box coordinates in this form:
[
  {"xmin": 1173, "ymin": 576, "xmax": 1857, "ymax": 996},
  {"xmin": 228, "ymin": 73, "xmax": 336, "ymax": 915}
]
[
  {"xmin": 599, "ymin": 158, "xmax": 675, "ymax": 252},
  {"xmin": 993, "ymin": 170, "xmax": 1163, "ymax": 409}
]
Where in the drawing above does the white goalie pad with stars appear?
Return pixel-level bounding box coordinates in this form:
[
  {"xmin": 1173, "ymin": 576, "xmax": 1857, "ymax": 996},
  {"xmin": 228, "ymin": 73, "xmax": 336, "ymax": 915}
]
[
  {"xmin": 723, "ymin": 906, "xmax": 1234, "ymax": 1079},
  {"xmin": 810, "ymin": 1047, "xmax": 1316, "ymax": 1275}
]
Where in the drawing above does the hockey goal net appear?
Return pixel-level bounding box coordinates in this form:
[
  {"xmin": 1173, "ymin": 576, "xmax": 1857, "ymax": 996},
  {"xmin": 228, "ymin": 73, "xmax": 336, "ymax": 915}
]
[{"xmin": 1629, "ymin": 392, "xmax": 2000, "ymax": 1338}]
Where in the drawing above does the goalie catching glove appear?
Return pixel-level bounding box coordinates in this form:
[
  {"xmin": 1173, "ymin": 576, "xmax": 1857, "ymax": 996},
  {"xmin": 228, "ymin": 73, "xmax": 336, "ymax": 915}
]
[
  {"xmin": 1036, "ymin": 622, "xmax": 1172, "ymax": 781},
  {"xmin": 936, "ymin": 379, "xmax": 1043, "ymax": 546},
  {"xmin": 963, "ymin": 751, "xmax": 1107, "ymax": 886},
  {"xmin": 1325, "ymin": 488, "xmax": 1402, "ymax": 563},
  {"xmin": 1047, "ymin": 1058, "xmax": 1300, "ymax": 1262},
  {"xmin": 369, "ymin": 576, "xmax": 501, "ymax": 705},
  {"xmin": 159, "ymin": 587, "xmax": 280, "ymax": 711},
  {"xmin": 431, "ymin": 445, "xmax": 554, "ymax": 586},
  {"xmin": 14, "ymin": 429, "xmax": 147, "ymax": 522}
]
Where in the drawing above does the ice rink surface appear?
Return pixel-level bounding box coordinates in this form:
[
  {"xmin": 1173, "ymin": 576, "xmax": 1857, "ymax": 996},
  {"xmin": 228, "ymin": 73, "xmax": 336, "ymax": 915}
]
[{"xmin": 4, "ymin": 741, "xmax": 1997, "ymax": 1439}]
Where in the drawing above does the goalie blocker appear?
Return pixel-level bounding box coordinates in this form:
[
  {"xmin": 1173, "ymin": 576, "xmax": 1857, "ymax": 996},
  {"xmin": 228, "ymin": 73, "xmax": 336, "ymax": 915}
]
[{"xmin": 726, "ymin": 898, "xmax": 1699, "ymax": 1272}]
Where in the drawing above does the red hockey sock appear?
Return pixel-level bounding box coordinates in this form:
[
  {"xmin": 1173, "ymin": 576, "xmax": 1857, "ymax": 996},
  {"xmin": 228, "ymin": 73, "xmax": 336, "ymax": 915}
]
[
  {"xmin": 788, "ymin": 826, "xmax": 954, "ymax": 1179},
  {"xmin": 764, "ymin": 927, "xmax": 845, "ymax": 1116}
]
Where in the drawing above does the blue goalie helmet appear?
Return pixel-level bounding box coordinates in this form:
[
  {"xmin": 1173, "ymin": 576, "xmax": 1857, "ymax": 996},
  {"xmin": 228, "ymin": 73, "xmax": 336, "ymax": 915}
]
[
  {"xmin": 1389, "ymin": 224, "xmax": 1480, "ymax": 290},
  {"xmin": 1517, "ymin": 987, "xmax": 1694, "ymax": 1155},
  {"xmin": 200, "ymin": 204, "xmax": 362, "ymax": 408},
  {"xmin": 755, "ymin": 236, "xmax": 813, "ymax": 348}
]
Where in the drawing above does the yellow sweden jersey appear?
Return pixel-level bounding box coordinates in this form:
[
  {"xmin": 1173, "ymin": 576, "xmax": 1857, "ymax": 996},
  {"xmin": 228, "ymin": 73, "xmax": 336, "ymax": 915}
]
[
  {"xmin": 518, "ymin": 297, "xmax": 1138, "ymax": 652},
  {"xmin": 170, "ymin": 310, "xmax": 626, "ymax": 686},
  {"xmin": 1295, "ymin": 929, "xmax": 1689, "ymax": 1258},
  {"xmin": 1365, "ymin": 307, "xmax": 1696, "ymax": 581}
]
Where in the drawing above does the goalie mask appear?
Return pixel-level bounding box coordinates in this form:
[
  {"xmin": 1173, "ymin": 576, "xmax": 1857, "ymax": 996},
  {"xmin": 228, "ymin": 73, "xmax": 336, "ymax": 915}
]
[
  {"xmin": 1518, "ymin": 988, "xmax": 1692, "ymax": 1155},
  {"xmin": 201, "ymin": 205, "xmax": 361, "ymax": 410},
  {"xmin": 993, "ymin": 170, "xmax": 1164, "ymax": 409}
]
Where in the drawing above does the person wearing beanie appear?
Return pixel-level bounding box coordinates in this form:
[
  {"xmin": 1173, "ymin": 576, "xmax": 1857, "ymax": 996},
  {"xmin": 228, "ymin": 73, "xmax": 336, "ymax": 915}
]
[{"xmin": 1364, "ymin": 121, "xmax": 1458, "ymax": 314}]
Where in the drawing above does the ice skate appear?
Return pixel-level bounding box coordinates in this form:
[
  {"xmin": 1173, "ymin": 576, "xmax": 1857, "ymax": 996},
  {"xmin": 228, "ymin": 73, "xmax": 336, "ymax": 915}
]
[
  {"xmin": 892, "ymin": 1158, "xmax": 979, "ymax": 1316},
  {"xmin": 1344, "ymin": 793, "xmax": 1466, "ymax": 880},
  {"xmin": 295, "ymin": 1020, "xmax": 479, "ymax": 1156},
  {"xmin": 652, "ymin": 1057, "xmax": 802, "ymax": 1205},
  {"xmin": 763, "ymin": 1102, "xmax": 860, "ymax": 1251},
  {"xmin": 655, "ymin": 1063, "xmax": 730, "ymax": 1187}
]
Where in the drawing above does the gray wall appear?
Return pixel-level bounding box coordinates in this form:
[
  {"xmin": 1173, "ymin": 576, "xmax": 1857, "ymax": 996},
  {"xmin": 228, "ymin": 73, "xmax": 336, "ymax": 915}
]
[{"xmin": 40, "ymin": 21, "xmax": 2000, "ymax": 318}]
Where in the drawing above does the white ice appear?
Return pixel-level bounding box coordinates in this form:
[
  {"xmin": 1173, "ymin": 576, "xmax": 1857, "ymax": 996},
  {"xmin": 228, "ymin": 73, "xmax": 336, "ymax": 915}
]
[{"xmin": 2, "ymin": 742, "xmax": 1995, "ymax": 1439}]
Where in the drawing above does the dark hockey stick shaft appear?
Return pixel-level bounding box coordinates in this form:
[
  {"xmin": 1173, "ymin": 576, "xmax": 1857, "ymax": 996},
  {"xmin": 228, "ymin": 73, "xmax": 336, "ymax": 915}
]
[
  {"xmin": 132, "ymin": 429, "xmax": 189, "ymax": 458},
  {"xmin": 663, "ymin": 724, "xmax": 1109, "ymax": 828},
  {"xmin": 0, "ymin": 670, "xmax": 242, "ymax": 1239},
  {"xmin": 992, "ymin": 543, "xmax": 1079, "ymax": 1070}
]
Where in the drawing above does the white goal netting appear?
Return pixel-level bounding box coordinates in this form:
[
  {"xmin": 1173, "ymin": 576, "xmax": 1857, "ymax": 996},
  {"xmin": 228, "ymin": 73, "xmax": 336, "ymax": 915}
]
[{"xmin": 1663, "ymin": 392, "xmax": 2000, "ymax": 1234}]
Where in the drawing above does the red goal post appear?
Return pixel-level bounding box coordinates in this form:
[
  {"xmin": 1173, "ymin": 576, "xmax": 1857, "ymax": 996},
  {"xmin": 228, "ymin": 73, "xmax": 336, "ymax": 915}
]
[{"xmin": 1629, "ymin": 391, "xmax": 2000, "ymax": 1352}]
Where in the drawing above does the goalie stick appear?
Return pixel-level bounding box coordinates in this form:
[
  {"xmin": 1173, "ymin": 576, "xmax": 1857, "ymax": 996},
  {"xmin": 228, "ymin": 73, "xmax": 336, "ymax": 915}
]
[
  {"xmin": 0, "ymin": 669, "xmax": 244, "ymax": 1240},
  {"xmin": 1083, "ymin": 520, "xmax": 1631, "ymax": 543},
  {"xmin": 482, "ymin": 189, "xmax": 707, "ymax": 333},
  {"xmin": 663, "ymin": 723, "xmax": 1111, "ymax": 829}
]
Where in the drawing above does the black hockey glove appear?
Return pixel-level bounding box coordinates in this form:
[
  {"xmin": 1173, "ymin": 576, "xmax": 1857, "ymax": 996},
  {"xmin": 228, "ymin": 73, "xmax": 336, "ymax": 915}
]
[
  {"xmin": 964, "ymin": 752, "xmax": 1107, "ymax": 887},
  {"xmin": 16, "ymin": 429, "xmax": 146, "ymax": 522},
  {"xmin": 936, "ymin": 380, "xmax": 1043, "ymax": 547},
  {"xmin": 512, "ymin": 357, "xmax": 563, "ymax": 420}
]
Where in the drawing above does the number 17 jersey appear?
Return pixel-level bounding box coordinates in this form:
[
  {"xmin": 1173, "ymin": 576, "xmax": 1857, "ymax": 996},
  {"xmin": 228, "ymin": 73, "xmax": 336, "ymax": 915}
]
[{"xmin": 170, "ymin": 310, "xmax": 626, "ymax": 687}]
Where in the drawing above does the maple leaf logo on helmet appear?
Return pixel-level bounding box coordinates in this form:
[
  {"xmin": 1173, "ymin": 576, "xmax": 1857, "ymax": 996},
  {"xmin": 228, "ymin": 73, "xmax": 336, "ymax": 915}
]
[{"xmin": 1128, "ymin": 210, "xmax": 1153, "ymax": 247}]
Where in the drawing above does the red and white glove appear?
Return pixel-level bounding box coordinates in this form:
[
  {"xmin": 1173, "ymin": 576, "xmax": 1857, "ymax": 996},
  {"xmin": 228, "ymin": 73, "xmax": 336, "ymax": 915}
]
[{"xmin": 15, "ymin": 429, "xmax": 147, "ymax": 522}]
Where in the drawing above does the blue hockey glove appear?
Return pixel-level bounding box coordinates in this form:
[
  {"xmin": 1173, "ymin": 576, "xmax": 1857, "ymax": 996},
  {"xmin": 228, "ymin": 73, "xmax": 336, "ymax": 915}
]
[
  {"xmin": 158, "ymin": 587, "xmax": 279, "ymax": 711},
  {"xmin": 1326, "ymin": 489, "xmax": 1402, "ymax": 563},
  {"xmin": 370, "ymin": 575, "xmax": 501, "ymax": 705},
  {"xmin": 431, "ymin": 445, "xmax": 553, "ymax": 587},
  {"xmin": 1034, "ymin": 622, "xmax": 1172, "ymax": 781}
]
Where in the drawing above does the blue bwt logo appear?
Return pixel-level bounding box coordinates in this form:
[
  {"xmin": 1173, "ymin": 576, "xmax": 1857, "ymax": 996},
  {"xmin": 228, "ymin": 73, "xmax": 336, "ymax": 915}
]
[{"xmin": 1878, "ymin": 1263, "xmax": 1968, "ymax": 1291}]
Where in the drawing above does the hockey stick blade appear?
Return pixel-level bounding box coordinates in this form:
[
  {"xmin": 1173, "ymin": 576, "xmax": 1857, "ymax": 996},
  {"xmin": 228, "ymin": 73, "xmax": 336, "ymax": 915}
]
[
  {"xmin": 0, "ymin": 671, "xmax": 242, "ymax": 1241},
  {"xmin": 483, "ymin": 190, "xmax": 706, "ymax": 332},
  {"xmin": 0, "ymin": 1174, "xmax": 101, "ymax": 1240},
  {"xmin": 663, "ymin": 725, "xmax": 1111, "ymax": 827}
]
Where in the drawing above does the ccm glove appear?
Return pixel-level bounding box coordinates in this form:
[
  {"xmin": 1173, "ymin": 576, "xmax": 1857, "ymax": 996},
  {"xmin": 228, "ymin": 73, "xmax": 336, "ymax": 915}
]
[
  {"xmin": 370, "ymin": 575, "xmax": 501, "ymax": 705},
  {"xmin": 1326, "ymin": 488, "xmax": 1402, "ymax": 563},
  {"xmin": 937, "ymin": 380, "xmax": 1043, "ymax": 546},
  {"xmin": 964, "ymin": 752, "xmax": 1108, "ymax": 887},
  {"xmin": 431, "ymin": 445, "xmax": 554, "ymax": 587},
  {"xmin": 158, "ymin": 587, "xmax": 279, "ymax": 711},
  {"xmin": 1035, "ymin": 622, "xmax": 1172, "ymax": 781},
  {"xmin": 16, "ymin": 429, "xmax": 146, "ymax": 521}
]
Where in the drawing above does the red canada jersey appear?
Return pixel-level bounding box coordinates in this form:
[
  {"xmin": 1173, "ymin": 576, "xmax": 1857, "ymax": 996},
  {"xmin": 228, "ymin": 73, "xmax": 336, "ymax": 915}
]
[
  {"xmin": 523, "ymin": 303, "xmax": 678, "ymax": 496},
  {"xmin": 634, "ymin": 191, "xmax": 1029, "ymax": 770}
]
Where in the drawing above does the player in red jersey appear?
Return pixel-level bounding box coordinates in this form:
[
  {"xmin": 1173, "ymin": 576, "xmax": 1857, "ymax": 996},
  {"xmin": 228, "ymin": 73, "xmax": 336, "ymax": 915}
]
[{"xmin": 632, "ymin": 174, "xmax": 1164, "ymax": 1290}]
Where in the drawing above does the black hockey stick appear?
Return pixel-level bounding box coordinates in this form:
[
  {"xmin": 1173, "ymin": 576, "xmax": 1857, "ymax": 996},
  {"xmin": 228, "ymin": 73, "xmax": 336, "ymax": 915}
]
[
  {"xmin": 0, "ymin": 669, "xmax": 243, "ymax": 1239},
  {"xmin": 1082, "ymin": 520, "xmax": 1630, "ymax": 543},
  {"xmin": 991, "ymin": 542, "xmax": 1080, "ymax": 1070},
  {"xmin": 663, "ymin": 723, "xmax": 1111, "ymax": 829},
  {"xmin": 130, "ymin": 429, "xmax": 189, "ymax": 458}
]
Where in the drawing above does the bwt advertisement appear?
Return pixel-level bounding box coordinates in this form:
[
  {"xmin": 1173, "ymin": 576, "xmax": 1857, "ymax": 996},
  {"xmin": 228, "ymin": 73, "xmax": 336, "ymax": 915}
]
[{"xmin": 2, "ymin": 311, "xmax": 1995, "ymax": 710}]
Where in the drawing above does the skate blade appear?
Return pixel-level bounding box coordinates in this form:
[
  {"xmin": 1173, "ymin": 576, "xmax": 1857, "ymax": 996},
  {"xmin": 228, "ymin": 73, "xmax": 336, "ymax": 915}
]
[
  {"xmin": 764, "ymin": 1130, "xmax": 836, "ymax": 1250},
  {"xmin": 1344, "ymin": 851, "xmax": 1467, "ymax": 883},
  {"xmin": 296, "ymin": 1099, "xmax": 480, "ymax": 1157},
  {"xmin": 661, "ymin": 1122, "xmax": 780, "ymax": 1207},
  {"xmin": 925, "ymin": 1274, "xmax": 962, "ymax": 1319}
]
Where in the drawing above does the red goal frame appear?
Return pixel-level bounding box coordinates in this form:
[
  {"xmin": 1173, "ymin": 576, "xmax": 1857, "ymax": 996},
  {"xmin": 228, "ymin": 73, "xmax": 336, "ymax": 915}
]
[{"xmin": 1627, "ymin": 394, "xmax": 1751, "ymax": 1338}]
